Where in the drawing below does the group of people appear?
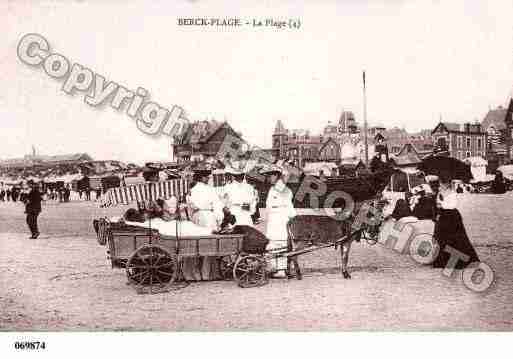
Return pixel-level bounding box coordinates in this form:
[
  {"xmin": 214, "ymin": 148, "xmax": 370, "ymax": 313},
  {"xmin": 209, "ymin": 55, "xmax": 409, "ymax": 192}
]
[
  {"xmin": 186, "ymin": 164, "xmax": 294, "ymax": 279},
  {"xmin": 389, "ymin": 175, "xmax": 480, "ymax": 269},
  {"xmin": 45, "ymin": 186, "xmax": 72, "ymax": 202},
  {"xmin": 119, "ymin": 164, "xmax": 296, "ymax": 280},
  {"xmin": 0, "ymin": 185, "xmax": 24, "ymax": 202},
  {"xmin": 1, "ymin": 182, "xmax": 102, "ymax": 204},
  {"xmin": 77, "ymin": 188, "xmax": 102, "ymax": 201}
]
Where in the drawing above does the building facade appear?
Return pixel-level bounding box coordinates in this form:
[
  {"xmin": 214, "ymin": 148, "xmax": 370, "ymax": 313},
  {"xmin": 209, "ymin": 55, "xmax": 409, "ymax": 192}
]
[
  {"xmin": 272, "ymin": 119, "xmax": 365, "ymax": 168},
  {"xmin": 272, "ymin": 112, "xmax": 434, "ymax": 169},
  {"xmin": 173, "ymin": 120, "xmax": 246, "ymax": 164},
  {"xmin": 480, "ymin": 101, "xmax": 513, "ymax": 169},
  {"xmin": 431, "ymin": 122, "xmax": 487, "ymax": 161}
]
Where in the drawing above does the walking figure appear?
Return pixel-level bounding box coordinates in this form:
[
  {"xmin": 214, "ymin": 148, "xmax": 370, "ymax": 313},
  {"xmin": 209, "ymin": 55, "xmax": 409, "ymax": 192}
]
[{"xmin": 25, "ymin": 181, "xmax": 43, "ymax": 239}]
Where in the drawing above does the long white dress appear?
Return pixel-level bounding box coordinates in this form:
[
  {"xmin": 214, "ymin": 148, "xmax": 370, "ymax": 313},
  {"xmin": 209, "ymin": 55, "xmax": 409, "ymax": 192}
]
[
  {"xmin": 223, "ymin": 181, "xmax": 256, "ymax": 227},
  {"xmin": 265, "ymin": 179, "xmax": 296, "ymax": 271},
  {"xmin": 187, "ymin": 182, "xmax": 224, "ymax": 280}
]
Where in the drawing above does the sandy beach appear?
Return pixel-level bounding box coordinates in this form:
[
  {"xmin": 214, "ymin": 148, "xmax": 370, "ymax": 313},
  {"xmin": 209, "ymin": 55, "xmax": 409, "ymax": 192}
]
[{"xmin": 1, "ymin": 194, "xmax": 513, "ymax": 331}]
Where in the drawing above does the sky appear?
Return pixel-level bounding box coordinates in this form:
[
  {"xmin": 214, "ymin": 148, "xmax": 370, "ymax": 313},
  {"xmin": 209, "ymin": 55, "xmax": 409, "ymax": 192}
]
[{"xmin": 1, "ymin": 0, "xmax": 512, "ymax": 164}]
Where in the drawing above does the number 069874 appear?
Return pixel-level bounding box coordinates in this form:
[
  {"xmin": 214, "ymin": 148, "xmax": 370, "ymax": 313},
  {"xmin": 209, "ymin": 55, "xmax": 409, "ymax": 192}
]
[{"xmin": 14, "ymin": 341, "xmax": 46, "ymax": 350}]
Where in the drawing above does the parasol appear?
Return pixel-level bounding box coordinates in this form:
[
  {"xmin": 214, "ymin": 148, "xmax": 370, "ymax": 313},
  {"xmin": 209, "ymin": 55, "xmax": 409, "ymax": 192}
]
[{"xmin": 418, "ymin": 155, "xmax": 473, "ymax": 183}]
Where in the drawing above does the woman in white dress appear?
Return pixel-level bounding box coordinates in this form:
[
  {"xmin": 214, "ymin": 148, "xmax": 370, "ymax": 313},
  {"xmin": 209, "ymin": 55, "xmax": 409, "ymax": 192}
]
[
  {"xmin": 223, "ymin": 167, "xmax": 256, "ymax": 227},
  {"xmin": 187, "ymin": 169, "xmax": 224, "ymax": 280},
  {"xmin": 263, "ymin": 166, "xmax": 296, "ymax": 278}
]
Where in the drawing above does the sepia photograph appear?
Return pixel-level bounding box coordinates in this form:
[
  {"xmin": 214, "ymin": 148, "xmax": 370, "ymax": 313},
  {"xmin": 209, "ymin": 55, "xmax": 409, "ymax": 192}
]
[{"xmin": 1, "ymin": 0, "xmax": 512, "ymax": 356}]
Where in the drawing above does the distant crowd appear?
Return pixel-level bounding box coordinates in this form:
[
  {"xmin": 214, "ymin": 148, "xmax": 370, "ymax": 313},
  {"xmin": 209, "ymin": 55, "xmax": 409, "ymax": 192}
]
[{"xmin": 0, "ymin": 184, "xmax": 103, "ymax": 203}]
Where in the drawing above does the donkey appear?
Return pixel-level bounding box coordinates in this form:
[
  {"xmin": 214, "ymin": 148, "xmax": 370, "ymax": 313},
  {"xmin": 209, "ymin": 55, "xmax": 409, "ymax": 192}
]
[{"xmin": 286, "ymin": 215, "xmax": 362, "ymax": 279}]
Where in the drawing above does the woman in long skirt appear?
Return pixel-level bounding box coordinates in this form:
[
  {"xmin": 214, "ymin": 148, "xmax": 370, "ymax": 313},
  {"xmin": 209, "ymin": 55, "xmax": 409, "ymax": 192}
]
[{"xmin": 432, "ymin": 188, "xmax": 479, "ymax": 269}]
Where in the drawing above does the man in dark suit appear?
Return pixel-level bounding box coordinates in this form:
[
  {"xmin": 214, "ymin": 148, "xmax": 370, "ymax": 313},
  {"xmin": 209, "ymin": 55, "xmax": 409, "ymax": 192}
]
[{"xmin": 25, "ymin": 182, "xmax": 43, "ymax": 239}]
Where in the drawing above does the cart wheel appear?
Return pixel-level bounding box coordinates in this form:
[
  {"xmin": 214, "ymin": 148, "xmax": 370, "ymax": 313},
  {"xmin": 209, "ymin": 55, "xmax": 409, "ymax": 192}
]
[
  {"xmin": 219, "ymin": 255, "xmax": 236, "ymax": 280},
  {"xmin": 126, "ymin": 245, "xmax": 178, "ymax": 294},
  {"xmin": 233, "ymin": 255, "xmax": 268, "ymax": 288},
  {"xmin": 96, "ymin": 218, "xmax": 108, "ymax": 246}
]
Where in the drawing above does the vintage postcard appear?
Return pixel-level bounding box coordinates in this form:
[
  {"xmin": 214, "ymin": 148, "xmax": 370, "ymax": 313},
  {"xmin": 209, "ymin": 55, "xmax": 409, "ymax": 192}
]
[{"xmin": 1, "ymin": 0, "xmax": 512, "ymax": 357}]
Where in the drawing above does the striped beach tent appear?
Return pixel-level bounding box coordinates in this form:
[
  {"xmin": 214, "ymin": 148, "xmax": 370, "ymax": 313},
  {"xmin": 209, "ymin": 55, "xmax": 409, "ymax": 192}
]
[{"xmin": 101, "ymin": 179, "xmax": 190, "ymax": 207}]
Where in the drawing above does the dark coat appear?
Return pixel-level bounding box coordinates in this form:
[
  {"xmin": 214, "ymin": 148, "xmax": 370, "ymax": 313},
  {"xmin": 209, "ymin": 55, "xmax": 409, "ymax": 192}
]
[
  {"xmin": 413, "ymin": 196, "xmax": 437, "ymax": 220},
  {"xmin": 25, "ymin": 188, "xmax": 42, "ymax": 214},
  {"xmin": 432, "ymin": 209, "xmax": 479, "ymax": 269}
]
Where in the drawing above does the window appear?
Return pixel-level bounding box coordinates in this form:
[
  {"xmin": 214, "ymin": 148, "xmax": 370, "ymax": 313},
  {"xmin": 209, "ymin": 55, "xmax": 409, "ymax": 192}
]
[
  {"xmin": 437, "ymin": 137, "xmax": 447, "ymax": 149},
  {"xmin": 466, "ymin": 151, "xmax": 471, "ymax": 158},
  {"xmin": 458, "ymin": 136, "xmax": 463, "ymax": 148},
  {"xmin": 477, "ymin": 138, "xmax": 482, "ymax": 149},
  {"xmin": 466, "ymin": 137, "xmax": 471, "ymax": 148}
]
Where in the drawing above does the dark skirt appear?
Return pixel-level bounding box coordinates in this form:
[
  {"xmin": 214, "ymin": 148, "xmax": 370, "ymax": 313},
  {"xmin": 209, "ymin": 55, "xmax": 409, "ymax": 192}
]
[{"xmin": 432, "ymin": 209, "xmax": 479, "ymax": 269}]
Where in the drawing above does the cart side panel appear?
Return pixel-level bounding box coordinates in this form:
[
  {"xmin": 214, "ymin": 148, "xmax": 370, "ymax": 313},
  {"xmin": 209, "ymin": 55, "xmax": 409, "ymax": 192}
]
[
  {"xmin": 108, "ymin": 224, "xmax": 160, "ymax": 264},
  {"xmin": 159, "ymin": 234, "xmax": 244, "ymax": 257}
]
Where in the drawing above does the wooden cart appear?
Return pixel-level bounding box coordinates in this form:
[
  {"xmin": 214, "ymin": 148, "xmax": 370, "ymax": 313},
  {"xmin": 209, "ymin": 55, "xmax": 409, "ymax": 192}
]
[
  {"xmin": 95, "ymin": 219, "xmax": 269, "ymax": 293},
  {"xmin": 94, "ymin": 216, "xmax": 366, "ymax": 294}
]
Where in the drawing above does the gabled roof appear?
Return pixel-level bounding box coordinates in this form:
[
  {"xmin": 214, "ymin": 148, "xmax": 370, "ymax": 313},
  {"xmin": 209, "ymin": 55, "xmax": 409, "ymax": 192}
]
[
  {"xmin": 432, "ymin": 122, "xmax": 461, "ymax": 134},
  {"xmin": 481, "ymin": 106, "xmax": 507, "ymax": 131},
  {"xmin": 179, "ymin": 120, "xmax": 241, "ymax": 145},
  {"xmin": 390, "ymin": 151, "xmax": 422, "ymax": 166},
  {"xmin": 397, "ymin": 143, "xmax": 419, "ymax": 157},
  {"xmin": 318, "ymin": 137, "xmax": 339, "ymax": 153}
]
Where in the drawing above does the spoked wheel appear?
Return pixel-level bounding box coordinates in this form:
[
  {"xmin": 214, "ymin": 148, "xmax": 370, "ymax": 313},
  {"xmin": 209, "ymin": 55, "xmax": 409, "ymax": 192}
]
[
  {"xmin": 233, "ymin": 255, "xmax": 268, "ymax": 288},
  {"xmin": 219, "ymin": 255, "xmax": 236, "ymax": 280},
  {"xmin": 96, "ymin": 218, "xmax": 109, "ymax": 246},
  {"xmin": 126, "ymin": 245, "xmax": 178, "ymax": 294}
]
